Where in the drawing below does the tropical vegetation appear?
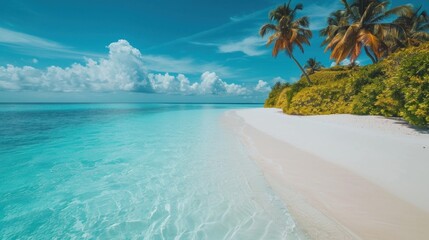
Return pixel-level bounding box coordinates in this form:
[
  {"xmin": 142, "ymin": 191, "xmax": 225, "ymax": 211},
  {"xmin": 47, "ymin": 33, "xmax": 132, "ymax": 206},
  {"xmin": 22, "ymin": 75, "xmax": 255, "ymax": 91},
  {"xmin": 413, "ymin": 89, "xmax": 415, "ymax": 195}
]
[
  {"xmin": 259, "ymin": 0, "xmax": 313, "ymax": 84},
  {"xmin": 392, "ymin": 6, "xmax": 429, "ymax": 49},
  {"xmin": 264, "ymin": 42, "xmax": 429, "ymax": 126},
  {"xmin": 304, "ymin": 58, "xmax": 324, "ymax": 75},
  {"xmin": 261, "ymin": 0, "xmax": 429, "ymax": 127}
]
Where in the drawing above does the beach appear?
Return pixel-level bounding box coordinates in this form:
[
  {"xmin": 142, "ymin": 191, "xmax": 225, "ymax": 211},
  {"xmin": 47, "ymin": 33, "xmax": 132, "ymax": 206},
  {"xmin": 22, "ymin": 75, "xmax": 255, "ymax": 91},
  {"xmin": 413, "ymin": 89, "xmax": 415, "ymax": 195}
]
[{"xmin": 225, "ymin": 108, "xmax": 429, "ymax": 240}]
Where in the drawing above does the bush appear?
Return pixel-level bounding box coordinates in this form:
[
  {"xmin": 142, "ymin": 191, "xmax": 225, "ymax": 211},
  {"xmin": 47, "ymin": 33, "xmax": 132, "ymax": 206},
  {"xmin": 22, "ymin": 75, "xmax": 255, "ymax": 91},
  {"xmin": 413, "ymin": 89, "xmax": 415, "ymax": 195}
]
[
  {"xmin": 398, "ymin": 51, "xmax": 429, "ymax": 126},
  {"xmin": 352, "ymin": 83, "xmax": 384, "ymax": 115},
  {"xmin": 264, "ymin": 42, "xmax": 429, "ymax": 127},
  {"xmin": 264, "ymin": 82, "xmax": 289, "ymax": 107},
  {"xmin": 286, "ymin": 82, "xmax": 352, "ymax": 115}
]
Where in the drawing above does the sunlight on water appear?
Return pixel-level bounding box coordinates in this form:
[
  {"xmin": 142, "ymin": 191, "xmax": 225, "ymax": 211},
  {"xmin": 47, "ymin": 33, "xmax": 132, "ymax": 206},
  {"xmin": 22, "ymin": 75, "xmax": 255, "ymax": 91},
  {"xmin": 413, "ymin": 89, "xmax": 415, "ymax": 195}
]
[{"xmin": 0, "ymin": 104, "xmax": 302, "ymax": 239}]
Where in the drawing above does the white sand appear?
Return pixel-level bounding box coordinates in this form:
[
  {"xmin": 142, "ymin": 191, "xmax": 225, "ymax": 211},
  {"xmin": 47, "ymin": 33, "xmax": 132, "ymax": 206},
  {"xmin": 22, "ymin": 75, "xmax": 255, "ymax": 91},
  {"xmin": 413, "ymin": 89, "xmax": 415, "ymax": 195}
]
[{"xmin": 224, "ymin": 108, "xmax": 429, "ymax": 240}]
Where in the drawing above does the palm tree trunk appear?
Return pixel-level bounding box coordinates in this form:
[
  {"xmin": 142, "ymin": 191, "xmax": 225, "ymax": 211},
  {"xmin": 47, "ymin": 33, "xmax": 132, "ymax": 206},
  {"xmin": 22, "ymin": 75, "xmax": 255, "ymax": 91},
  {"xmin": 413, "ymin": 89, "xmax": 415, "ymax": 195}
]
[
  {"xmin": 290, "ymin": 54, "xmax": 312, "ymax": 84},
  {"xmin": 364, "ymin": 46, "xmax": 377, "ymax": 64}
]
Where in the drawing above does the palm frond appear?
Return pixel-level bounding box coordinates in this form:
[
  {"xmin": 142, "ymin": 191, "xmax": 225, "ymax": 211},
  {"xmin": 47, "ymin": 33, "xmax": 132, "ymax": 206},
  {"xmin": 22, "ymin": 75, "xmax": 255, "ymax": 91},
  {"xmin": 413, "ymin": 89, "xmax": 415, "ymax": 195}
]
[
  {"xmin": 331, "ymin": 24, "xmax": 360, "ymax": 63},
  {"xmin": 413, "ymin": 31, "xmax": 429, "ymax": 40},
  {"xmin": 340, "ymin": 0, "xmax": 356, "ymax": 19},
  {"xmin": 266, "ymin": 32, "xmax": 280, "ymax": 46},
  {"xmin": 259, "ymin": 24, "xmax": 277, "ymax": 37},
  {"xmin": 358, "ymin": 29, "xmax": 387, "ymax": 58},
  {"xmin": 359, "ymin": 1, "xmax": 377, "ymax": 25},
  {"xmin": 272, "ymin": 39, "xmax": 283, "ymax": 57},
  {"xmin": 294, "ymin": 3, "xmax": 303, "ymax": 11},
  {"xmin": 294, "ymin": 16, "xmax": 309, "ymax": 28},
  {"xmin": 295, "ymin": 40, "xmax": 305, "ymax": 53},
  {"xmin": 372, "ymin": 5, "xmax": 413, "ymax": 23}
]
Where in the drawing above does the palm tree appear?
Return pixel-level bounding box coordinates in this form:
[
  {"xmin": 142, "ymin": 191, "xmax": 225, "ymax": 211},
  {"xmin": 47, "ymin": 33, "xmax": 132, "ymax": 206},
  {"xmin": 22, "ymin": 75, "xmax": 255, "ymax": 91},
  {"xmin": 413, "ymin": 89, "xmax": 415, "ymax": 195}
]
[
  {"xmin": 320, "ymin": 10, "xmax": 349, "ymax": 47},
  {"xmin": 322, "ymin": 0, "xmax": 411, "ymax": 64},
  {"xmin": 259, "ymin": 0, "xmax": 313, "ymax": 84},
  {"xmin": 304, "ymin": 58, "xmax": 323, "ymax": 75},
  {"xmin": 393, "ymin": 6, "xmax": 429, "ymax": 48}
]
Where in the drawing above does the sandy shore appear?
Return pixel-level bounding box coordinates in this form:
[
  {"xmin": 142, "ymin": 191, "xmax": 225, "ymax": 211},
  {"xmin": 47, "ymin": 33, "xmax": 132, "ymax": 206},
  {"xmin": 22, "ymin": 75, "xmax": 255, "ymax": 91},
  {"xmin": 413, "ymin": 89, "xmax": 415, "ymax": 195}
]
[{"xmin": 224, "ymin": 108, "xmax": 429, "ymax": 240}]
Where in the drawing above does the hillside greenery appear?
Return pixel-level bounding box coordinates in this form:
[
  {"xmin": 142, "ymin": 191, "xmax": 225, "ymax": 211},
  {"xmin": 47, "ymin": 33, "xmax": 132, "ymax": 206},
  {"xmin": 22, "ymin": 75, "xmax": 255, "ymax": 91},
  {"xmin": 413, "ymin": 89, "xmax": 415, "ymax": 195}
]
[{"xmin": 264, "ymin": 42, "xmax": 429, "ymax": 127}]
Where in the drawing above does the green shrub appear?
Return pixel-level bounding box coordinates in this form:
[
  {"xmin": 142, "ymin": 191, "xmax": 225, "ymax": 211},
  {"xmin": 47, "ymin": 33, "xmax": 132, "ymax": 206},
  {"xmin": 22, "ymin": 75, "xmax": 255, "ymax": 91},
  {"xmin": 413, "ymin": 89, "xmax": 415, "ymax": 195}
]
[
  {"xmin": 264, "ymin": 82, "xmax": 289, "ymax": 107},
  {"xmin": 398, "ymin": 51, "xmax": 429, "ymax": 126},
  {"xmin": 264, "ymin": 42, "xmax": 429, "ymax": 127},
  {"xmin": 352, "ymin": 83, "xmax": 384, "ymax": 115}
]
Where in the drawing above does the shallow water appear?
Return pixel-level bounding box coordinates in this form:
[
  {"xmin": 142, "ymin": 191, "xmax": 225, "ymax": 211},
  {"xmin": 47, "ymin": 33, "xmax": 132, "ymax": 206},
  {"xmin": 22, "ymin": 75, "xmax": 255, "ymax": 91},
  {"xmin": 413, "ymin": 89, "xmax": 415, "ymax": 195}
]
[{"xmin": 0, "ymin": 103, "xmax": 301, "ymax": 239}]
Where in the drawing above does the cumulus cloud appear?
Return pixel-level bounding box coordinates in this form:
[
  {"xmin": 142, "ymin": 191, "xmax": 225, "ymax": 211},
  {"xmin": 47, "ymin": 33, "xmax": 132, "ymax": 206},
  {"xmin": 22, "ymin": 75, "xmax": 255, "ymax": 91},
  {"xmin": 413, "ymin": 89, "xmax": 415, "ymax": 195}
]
[
  {"xmin": 0, "ymin": 40, "xmax": 151, "ymax": 92},
  {"xmin": 254, "ymin": 80, "xmax": 271, "ymax": 92},
  {"xmin": 199, "ymin": 71, "xmax": 248, "ymax": 95},
  {"xmin": 147, "ymin": 71, "xmax": 248, "ymax": 95},
  {"xmin": 0, "ymin": 39, "xmax": 252, "ymax": 96},
  {"xmin": 148, "ymin": 73, "xmax": 197, "ymax": 94},
  {"xmin": 272, "ymin": 76, "xmax": 286, "ymax": 84}
]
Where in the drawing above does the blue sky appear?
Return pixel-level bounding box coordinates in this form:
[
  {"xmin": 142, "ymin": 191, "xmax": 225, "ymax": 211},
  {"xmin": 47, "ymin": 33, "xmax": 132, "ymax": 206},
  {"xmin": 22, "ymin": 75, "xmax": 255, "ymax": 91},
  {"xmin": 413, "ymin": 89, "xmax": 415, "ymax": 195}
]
[{"xmin": 0, "ymin": 0, "xmax": 427, "ymax": 102}]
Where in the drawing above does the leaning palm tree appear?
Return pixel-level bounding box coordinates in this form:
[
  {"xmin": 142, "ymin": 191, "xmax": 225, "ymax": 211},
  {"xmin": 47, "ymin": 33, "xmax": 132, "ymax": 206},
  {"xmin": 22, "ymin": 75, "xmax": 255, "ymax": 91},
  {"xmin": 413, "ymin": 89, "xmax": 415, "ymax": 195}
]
[
  {"xmin": 304, "ymin": 58, "xmax": 323, "ymax": 75},
  {"xmin": 259, "ymin": 1, "xmax": 313, "ymax": 84},
  {"xmin": 323, "ymin": 0, "xmax": 411, "ymax": 64},
  {"xmin": 393, "ymin": 6, "xmax": 429, "ymax": 48}
]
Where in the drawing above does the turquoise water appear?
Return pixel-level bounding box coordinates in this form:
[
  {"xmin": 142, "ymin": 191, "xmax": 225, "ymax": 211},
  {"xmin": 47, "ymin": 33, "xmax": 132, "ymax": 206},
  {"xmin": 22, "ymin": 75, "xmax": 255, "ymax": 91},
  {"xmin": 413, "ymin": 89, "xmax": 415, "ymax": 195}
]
[{"xmin": 0, "ymin": 103, "xmax": 300, "ymax": 239}]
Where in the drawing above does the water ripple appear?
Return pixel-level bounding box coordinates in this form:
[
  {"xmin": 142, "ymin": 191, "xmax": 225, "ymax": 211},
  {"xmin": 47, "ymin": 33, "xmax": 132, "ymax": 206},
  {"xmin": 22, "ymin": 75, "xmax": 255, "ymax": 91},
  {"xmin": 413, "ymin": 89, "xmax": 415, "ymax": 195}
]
[{"xmin": 0, "ymin": 104, "xmax": 301, "ymax": 239}]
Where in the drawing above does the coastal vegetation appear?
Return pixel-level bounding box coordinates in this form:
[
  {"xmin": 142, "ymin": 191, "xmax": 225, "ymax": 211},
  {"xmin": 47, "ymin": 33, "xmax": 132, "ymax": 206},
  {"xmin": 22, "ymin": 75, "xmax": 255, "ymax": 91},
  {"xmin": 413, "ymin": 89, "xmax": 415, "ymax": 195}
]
[
  {"xmin": 264, "ymin": 42, "xmax": 429, "ymax": 126},
  {"xmin": 261, "ymin": 0, "xmax": 429, "ymax": 127},
  {"xmin": 304, "ymin": 58, "xmax": 324, "ymax": 75}
]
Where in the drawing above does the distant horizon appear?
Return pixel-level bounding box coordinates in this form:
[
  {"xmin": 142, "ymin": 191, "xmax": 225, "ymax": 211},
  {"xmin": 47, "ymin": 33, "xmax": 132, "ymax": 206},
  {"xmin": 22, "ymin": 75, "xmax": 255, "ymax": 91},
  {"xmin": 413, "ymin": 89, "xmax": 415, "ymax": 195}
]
[{"xmin": 0, "ymin": 101, "xmax": 263, "ymax": 104}]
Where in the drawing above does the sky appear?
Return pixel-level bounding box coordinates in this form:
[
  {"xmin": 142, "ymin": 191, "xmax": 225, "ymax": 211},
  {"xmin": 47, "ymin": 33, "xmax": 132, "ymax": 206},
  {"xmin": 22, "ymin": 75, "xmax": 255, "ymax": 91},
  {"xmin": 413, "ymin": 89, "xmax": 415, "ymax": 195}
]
[{"xmin": 0, "ymin": 0, "xmax": 427, "ymax": 103}]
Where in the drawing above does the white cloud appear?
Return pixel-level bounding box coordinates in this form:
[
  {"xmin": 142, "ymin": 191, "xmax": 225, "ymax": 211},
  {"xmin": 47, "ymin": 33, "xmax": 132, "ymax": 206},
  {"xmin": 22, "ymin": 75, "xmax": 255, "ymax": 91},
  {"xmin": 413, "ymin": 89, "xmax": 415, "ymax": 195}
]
[
  {"xmin": 0, "ymin": 27, "xmax": 104, "ymax": 60},
  {"xmin": 0, "ymin": 27, "xmax": 235, "ymax": 75},
  {"xmin": 199, "ymin": 71, "xmax": 248, "ymax": 95},
  {"xmin": 272, "ymin": 76, "xmax": 286, "ymax": 84},
  {"xmin": 303, "ymin": 2, "xmax": 342, "ymax": 30},
  {"xmin": 254, "ymin": 80, "xmax": 271, "ymax": 92},
  {"xmin": 0, "ymin": 40, "xmax": 151, "ymax": 92},
  {"xmin": 147, "ymin": 72, "xmax": 248, "ymax": 95},
  {"xmin": 218, "ymin": 36, "xmax": 267, "ymax": 56},
  {"xmin": 0, "ymin": 39, "xmax": 250, "ymax": 96},
  {"xmin": 0, "ymin": 27, "xmax": 64, "ymax": 49},
  {"xmin": 271, "ymin": 76, "xmax": 299, "ymax": 84},
  {"xmin": 148, "ymin": 73, "xmax": 197, "ymax": 94},
  {"xmin": 330, "ymin": 59, "xmax": 360, "ymax": 67},
  {"xmin": 192, "ymin": 36, "xmax": 266, "ymax": 57},
  {"xmin": 147, "ymin": 6, "xmax": 272, "ymax": 51}
]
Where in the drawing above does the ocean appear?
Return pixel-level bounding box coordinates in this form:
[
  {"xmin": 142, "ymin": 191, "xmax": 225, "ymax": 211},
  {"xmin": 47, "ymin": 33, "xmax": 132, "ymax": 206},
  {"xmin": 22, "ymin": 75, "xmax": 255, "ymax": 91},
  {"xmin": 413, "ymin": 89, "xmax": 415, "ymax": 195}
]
[{"xmin": 0, "ymin": 103, "xmax": 301, "ymax": 239}]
